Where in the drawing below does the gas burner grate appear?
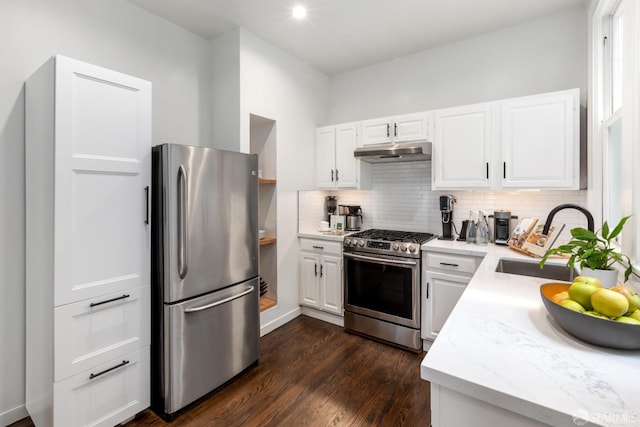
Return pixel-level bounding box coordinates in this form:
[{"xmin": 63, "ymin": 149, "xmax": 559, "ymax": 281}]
[{"xmin": 349, "ymin": 229, "xmax": 436, "ymax": 244}]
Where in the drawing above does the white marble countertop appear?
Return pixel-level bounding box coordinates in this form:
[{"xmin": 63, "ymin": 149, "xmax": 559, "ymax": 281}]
[
  {"xmin": 298, "ymin": 230, "xmax": 354, "ymax": 241},
  {"xmin": 420, "ymin": 241, "xmax": 640, "ymax": 427}
]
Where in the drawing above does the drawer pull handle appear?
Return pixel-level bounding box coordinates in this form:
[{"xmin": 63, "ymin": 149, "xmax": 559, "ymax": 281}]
[
  {"xmin": 89, "ymin": 294, "xmax": 130, "ymax": 308},
  {"xmin": 312, "ymin": 245, "xmax": 324, "ymax": 250},
  {"xmin": 439, "ymin": 262, "xmax": 459, "ymax": 267},
  {"xmin": 89, "ymin": 360, "xmax": 130, "ymax": 380}
]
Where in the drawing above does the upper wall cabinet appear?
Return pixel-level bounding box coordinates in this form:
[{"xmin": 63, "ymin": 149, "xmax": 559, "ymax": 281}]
[
  {"xmin": 432, "ymin": 103, "xmax": 493, "ymax": 189},
  {"xmin": 317, "ymin": 122, "xmax": 371, "ymax": 189},
  {"xmin": 432, "ymin": 88, "xmax": 581, "ymax": 190},
  {"xmin": 501, "ymin": 89, "xmax": 579, "ymax": 189},
  {"xmin": 360, "ymin": 112, "xmax": 431, "ymax": 146}
]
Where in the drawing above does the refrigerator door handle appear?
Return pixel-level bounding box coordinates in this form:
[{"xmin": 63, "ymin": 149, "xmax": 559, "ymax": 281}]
[
  {"xmin": 178, "ymin": 165, "xmax": 188, "ymax": 279},
  {"xmin": 184, "ymin": 286, "xmax": 254, "ymax": 313}
]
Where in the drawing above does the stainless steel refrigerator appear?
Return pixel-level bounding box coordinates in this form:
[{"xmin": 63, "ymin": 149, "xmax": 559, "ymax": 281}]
[{"xmin": 150, "ymin": 143, "xmax": 259, "ymax": 419}]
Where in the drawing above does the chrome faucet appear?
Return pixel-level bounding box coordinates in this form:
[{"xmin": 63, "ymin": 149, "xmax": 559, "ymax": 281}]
[{"xmin": 542, "ymin": 204, "xmax": 594, "ymax": 235}]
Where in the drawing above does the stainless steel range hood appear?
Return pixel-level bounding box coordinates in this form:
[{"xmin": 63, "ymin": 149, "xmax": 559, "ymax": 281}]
[{"xmin": 354, "ymin": 141, "xmax": 432, "ymax": 163}]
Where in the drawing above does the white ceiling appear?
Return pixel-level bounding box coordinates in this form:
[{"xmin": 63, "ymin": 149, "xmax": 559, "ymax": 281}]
[{"xmin": 128, "ymin": 0, "xmax": 586, "ymax": 75}]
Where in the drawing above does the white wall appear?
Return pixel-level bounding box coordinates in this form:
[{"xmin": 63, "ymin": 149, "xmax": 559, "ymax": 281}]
[
  {"xmin": 328, "ymin": 7, "xmax": 587, "ymax": 124},
  {"xmin": 0, "ymin": 1, "xmax": 212, "ymax": 424},
  {"xmin": 211, "ymin": 29, "xmax": 241, "ymax": 151},
  {"xmin": 233, "ymin": 29, "xmax": 331, "ymax": 334}
]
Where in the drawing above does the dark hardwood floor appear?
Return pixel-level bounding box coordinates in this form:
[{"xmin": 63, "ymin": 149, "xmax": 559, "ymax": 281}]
[{"xmin": 11, "ymin": 315, "xmax": 430, "ymax": 427}]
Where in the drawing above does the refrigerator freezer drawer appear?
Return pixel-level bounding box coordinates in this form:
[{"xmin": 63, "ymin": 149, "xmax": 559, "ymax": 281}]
[{"xmin": 163, "ymin": 278, "xmax": 259, "ymax": 415}]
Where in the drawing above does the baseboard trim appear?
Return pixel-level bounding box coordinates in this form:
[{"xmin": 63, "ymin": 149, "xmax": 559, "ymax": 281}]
[
  {"xmin": 260, "ymin": 307, "xmax": 301, "ymax": 336},
  {"xmin": 1, "ymin": 404, "xmax": 28, "ymax": 426}
]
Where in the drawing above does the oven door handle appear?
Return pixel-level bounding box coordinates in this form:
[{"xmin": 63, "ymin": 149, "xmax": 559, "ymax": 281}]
[{"xmin": 344, "ymin": 252, "xmax": 418, "ymax": 267}]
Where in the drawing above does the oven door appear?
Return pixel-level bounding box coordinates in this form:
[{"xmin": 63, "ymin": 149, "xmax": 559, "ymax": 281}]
[{"xmin": 343, "ymin": 251, "xmax": 420, "ymax": 329}]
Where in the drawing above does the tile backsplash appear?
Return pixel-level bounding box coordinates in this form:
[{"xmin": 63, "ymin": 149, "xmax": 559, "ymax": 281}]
[{"xmin": 299, "ymin": 161, "xmax": 588, "ymax": 244}]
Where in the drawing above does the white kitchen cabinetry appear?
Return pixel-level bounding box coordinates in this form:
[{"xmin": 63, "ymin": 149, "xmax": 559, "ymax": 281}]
[
  {"xmin": 25, "ymin": 55, "xmax": 151, "ymax": 427},
  {"xmin": 432, "ymin": 103, "xmax": 493, "ymax": 189},
  {"xmin": 299, "ymin": 239, "xmax": 343, "ymax": 318},
  {"xmin": 422, "ymin": 251, "xmax": 482, "ymax": 342},
  {"xmin": 360, "ymin": 112, "xmax": 431, "ymax": 146},
  {"xmin": 317, "ymin": 123, "xmax": 370, "ymax": 189},
  {"xmin": 501, "ymin": 89, "xmax": 579, "ymax": 189},
  {"xmin": 432, "ymin": 89, "xmax": 581, "ymax": 190}
]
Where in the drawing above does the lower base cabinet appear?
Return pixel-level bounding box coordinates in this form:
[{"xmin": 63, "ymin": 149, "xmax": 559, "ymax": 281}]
[
  {"xmin": 299, "ymin": 238, "xmax": 343, "ymax": 316},
  {"xmin": 422, "ymin": 250, "xmax": 483, "ymax": 341},
  {"xmin": 430, "ymin": 384, "xmax": 548, "ymax": 427}
]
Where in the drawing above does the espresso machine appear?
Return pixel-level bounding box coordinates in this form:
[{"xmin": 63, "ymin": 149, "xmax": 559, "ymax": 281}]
[{"xmin": 438, "ymin": 195, "xmax": 456, "ymax": 240}]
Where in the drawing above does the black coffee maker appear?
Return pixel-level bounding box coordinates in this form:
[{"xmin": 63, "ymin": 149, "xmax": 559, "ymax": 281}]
[
  {"xmin": 438, "ymin": 195, "xmax": 456, "ymax": 240},
  {"xmin": 325, "ymin": 196, "xmax": 337, "ymax": 221}
]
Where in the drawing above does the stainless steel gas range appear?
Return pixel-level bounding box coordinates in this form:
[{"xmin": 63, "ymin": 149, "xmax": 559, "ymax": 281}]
[{"xmin": 343, "ymin": 229, "xmax": 436, "ymax": 352}]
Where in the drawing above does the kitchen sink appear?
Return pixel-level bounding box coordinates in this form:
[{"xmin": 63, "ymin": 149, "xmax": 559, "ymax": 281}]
[{"xmin": 495, "ymin": 258, "xmax": 577, "ymax": 282}]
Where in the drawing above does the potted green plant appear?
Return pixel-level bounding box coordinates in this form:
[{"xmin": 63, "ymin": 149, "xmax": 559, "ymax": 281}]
[{"xmin": 539, "ymin": 215, "xmax": 638, "ymax": 285}]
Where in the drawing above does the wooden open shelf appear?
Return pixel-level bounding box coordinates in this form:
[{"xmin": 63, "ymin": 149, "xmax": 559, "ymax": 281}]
[
  {"xmin": 260, "ymin": 297, "xmax": 276, "ymax": 312},
  {"xmin": 259, "ymin": 237, "xmax": 277, "ymax": 246},
  {"xmin": 259, "ymin": 177, "xmax": 276, "ymax": 185}
]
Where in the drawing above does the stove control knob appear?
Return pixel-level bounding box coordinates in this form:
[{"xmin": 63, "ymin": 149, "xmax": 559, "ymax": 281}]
[
  {"xmin": 351, "ymin": 240, "xmax": 358, "ymax": 247},
  {"xmin": 358, "ymin": 239, "xmax": 365, "ymax": 247},
  {"xmin": 401, "ymin": 244, "xmax": 408, "ymax": 252},
  {"xmin": 344, "ymin": 238, "xmax": 351, "ymax": 246},
  {"xmin": 392, "ymin": 243, "xmax": 400, "ymax": 251},
  {"xmin": 408, "ymin": 244, "xmax": 416, "ymax": 253}
]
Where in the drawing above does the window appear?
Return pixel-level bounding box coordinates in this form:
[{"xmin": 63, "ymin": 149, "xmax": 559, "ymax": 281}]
[
  {"xmin": 602, "ymin": 1, "xmax": 624, "ymax": 242},
  {"xmin": 592, "ymin": 0, "xmax": 640, "ymax": 270}
]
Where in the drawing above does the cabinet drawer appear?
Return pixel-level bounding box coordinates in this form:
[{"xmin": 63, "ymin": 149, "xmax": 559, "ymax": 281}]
[
  {"xmin": 54, "ymin": 287, "xmax": 149, "ymax": 381},
  {"xmin": 425, "ymin": 252, "xmax": 481, "ymax": 277},
  {"xmin": 53, "ymin": 346, "xmax": 149, "ymax": 427},
  {"xmin": 299, "ymin": 238, "xmax": 342, "ymax": 256}
]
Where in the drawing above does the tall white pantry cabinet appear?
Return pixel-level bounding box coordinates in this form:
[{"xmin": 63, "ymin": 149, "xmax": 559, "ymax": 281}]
[{"xmin": 25, "ymin": 55, "xmax": 151, "ymax": 427}]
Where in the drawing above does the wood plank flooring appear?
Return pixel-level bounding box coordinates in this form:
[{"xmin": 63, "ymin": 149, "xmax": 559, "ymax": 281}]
[{"xmin": 11, "ymin": 315, "xmax": 431, "ymax": 427}]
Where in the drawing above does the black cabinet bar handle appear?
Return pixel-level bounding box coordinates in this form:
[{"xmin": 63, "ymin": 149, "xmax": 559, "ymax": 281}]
[
  {"xmin": 439, "ymin": 262, "xmax": 459, "ymax": 267},
  {"xmin": 394, "ymin": 123, "xmax": 398, "ymax": 137},
  {"xmin": 312, "ymin": 245, "xmax": 324, "ymax": 250},
  {"xmin": 331, "ymin": 169, "xmax": 334, "ymax": 182},
  {"xmin": 90, "ymin": 294, "xmax": 130, "ymax": 308},
  {"xmin": 486, "ymin": 163, "xmax": 489, "ymax": 179},
  {"xmin": 335, "ymin": 169, "xmax": 339, "ymax": 182},
  {"xmin": 90, "ymin": 360, "xmax": 130, "ymax": 380},
  {"xmin": 315, "ymin": 263, "xmax": 318, "ymax": 277},
  {"xmin": 386, "ymin": 123, "xmax": 390, "ymax": 138},
  {"xmin": 320, "ymin": 264, "xmax": 324, "ymax": 277},
  {"xmin": 426, "ymin": 282, "xmax": 430, "ymax": 299},
  {"xmin": 503, "ymin": 162, "xmax": 506, "ymax": 179},
  {"xmin": 144, "ymin": 186, "xmax": 150, "ymax": 225}
]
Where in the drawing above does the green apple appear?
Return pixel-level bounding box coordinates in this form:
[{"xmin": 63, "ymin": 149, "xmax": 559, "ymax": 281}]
[
  {"xmin": 610, "ymin": 285, "xmax": 640, "ymax": 314},
  {"xmin": 614, "ymin": 316, "xmax": 640, "ymax": 325},
  {"xmin": 559, "ymin": 299, "xmax": 585, "ymax": 313},
  {"xmin": 573, "ymin": 276, "xmax": 603, "ymax": 288},
  {"xmin": 629, "ymin": 310, "xmax": 640, "ymax": 322},
  {"xmin": 584, "ymin": 310, "xmax": 610, "ymax": 319},
  {"xmin": 569, "ymin": 280, "xmax": 601, "ymax": 310},
  {"xmin": 591, "ymin": 288, "xmax": 629, "ymax": 318}
]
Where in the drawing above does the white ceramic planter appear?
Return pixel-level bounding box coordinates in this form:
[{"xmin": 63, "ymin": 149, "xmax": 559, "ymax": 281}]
[{"xmin": 581, "ymin": 267, "xmax": 619, "ymax": 288}]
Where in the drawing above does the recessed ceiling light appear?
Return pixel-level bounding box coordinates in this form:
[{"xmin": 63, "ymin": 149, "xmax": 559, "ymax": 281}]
[{"xmin": 292, "ymin": 5, "xmax": 307, "ymax": 19}]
